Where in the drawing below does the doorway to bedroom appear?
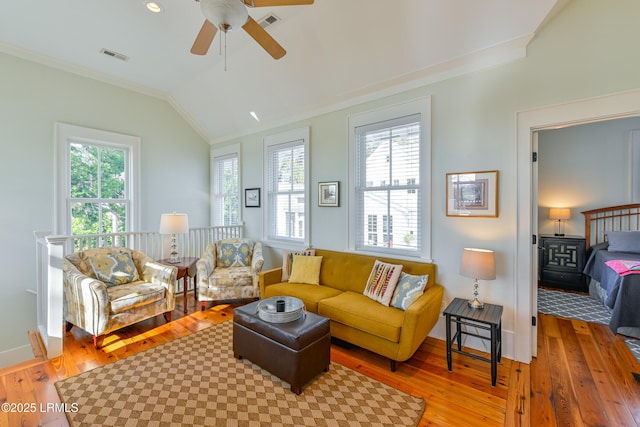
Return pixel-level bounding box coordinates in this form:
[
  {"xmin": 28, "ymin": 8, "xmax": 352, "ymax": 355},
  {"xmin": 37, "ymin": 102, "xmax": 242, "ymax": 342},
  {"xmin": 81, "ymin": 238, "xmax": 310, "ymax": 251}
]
[{"xmin": 515, "ymin": 88, "xmax": 640, "ymax": 363}]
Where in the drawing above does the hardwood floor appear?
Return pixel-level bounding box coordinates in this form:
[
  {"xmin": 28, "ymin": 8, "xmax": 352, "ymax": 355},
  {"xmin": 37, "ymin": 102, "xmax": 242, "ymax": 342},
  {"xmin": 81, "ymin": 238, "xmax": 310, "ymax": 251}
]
[{"xmin": 1, "ymin": 295, "xmax": 639, "ymax": 426}]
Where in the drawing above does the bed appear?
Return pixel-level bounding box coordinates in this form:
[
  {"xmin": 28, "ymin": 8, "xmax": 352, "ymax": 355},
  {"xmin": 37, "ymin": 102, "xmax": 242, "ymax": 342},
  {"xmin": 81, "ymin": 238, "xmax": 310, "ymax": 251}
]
[{"xmin": 582, "ymin": 203, "xmax": 640, "ymax": 338}]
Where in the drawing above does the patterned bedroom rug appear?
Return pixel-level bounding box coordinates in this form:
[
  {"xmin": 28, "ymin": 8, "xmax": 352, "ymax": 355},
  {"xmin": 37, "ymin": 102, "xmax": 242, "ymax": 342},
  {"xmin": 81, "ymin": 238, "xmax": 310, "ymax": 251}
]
[
  {"xmin": 55, "ymin": 321, "xmax": 424, "ymax": 427},
  {"xmin": 538, "ymin": 288, "xmax": 640, "ymax": 365}
]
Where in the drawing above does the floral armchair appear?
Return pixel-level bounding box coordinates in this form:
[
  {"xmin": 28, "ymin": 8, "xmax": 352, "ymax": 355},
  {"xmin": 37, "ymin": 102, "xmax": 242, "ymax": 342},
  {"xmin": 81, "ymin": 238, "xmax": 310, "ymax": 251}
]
[
  {"xmin": 196, "ymin": 239, "xmax": 264, "ymax": 311},
  {"xmin": 63, "ymin": 247, "xmax": 178, "ymax": 348}
]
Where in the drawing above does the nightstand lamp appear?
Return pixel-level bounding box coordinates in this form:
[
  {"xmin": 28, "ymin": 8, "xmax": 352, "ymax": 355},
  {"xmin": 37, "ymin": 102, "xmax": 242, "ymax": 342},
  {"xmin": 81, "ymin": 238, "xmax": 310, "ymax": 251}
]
[
  {"xmin": 460, "ymin": 248, "xmax": 496, "ymax": 309},
  {"xmin": 159, "ymin": 212, "xmax": 189, "ymax": 263},
  {"xmin": 549, "ymin": 208, "xmax": 570, "ymax": 236}
]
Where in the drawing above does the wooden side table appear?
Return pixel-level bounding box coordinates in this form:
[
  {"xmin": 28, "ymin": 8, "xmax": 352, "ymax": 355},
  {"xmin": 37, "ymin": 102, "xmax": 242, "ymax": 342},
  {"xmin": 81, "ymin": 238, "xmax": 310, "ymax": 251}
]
[
  {"xmin": 443, "ymin": 297, "xmax": 503, "ymax": 387},
  {"xmin": 158, "ymin": 257, "xmax": 199, "ymax": 314}
]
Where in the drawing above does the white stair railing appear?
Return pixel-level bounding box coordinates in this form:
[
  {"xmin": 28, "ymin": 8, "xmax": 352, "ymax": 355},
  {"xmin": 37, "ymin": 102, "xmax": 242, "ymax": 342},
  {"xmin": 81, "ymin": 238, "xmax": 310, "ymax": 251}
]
[{"xmin": 34, "ymin": 224, "xmax": 244, "ymax": 359}]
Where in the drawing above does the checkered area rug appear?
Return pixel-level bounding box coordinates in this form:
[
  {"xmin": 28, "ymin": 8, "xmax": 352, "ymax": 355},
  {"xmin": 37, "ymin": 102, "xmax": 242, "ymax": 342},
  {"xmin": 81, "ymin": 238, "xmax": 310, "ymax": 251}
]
[
  {"xmin": 538, "ymin": 288, "xmax": 640, "ymax": 364},
  {"xmin": 537, "ymin": 288, "xmax": 612, "ymax": 324},
  {"xmin": 55, "ymin": 321, "xmax": 424, "ymax": 427}
]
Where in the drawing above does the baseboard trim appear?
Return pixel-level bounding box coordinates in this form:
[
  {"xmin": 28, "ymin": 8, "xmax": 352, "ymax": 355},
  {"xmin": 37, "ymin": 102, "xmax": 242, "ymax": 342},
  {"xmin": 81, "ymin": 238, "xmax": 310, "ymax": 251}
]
[{"xmin": 0, "ymin": 344, "xmax": 38, "ymax": 373}]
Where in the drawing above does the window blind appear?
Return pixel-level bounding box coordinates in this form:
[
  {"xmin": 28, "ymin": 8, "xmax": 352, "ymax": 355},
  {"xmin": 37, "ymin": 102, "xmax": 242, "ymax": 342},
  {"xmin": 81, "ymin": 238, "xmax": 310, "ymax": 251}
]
[
  {"xmin": 266, "ymin": 139, "xmax": 305, "ymax": 241},
  {"xmin": 354, "ymin": 113, "xmax": 421, "ymax": 254},
  {"xmin": 212, "ymin": 153, "xmax": 239, "ymax": 226}
]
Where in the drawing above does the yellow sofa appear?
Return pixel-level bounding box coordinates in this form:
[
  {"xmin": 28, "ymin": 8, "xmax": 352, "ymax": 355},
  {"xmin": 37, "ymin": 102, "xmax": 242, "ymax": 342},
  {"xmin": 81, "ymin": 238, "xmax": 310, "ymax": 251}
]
[{"xmin": 259, "ymin": 249, "xmax": 444, "ymax": 371}]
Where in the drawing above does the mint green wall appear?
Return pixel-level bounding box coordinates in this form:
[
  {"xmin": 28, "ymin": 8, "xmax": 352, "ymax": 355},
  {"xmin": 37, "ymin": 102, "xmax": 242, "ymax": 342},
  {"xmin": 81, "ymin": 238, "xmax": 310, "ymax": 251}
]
[
  {"xmin": 0, "ymin": 54, "xmax": 209, "ymax": 364},
  {"xmin": 222, "ymin": 0, "xmax": 640, "ymax": 351}
]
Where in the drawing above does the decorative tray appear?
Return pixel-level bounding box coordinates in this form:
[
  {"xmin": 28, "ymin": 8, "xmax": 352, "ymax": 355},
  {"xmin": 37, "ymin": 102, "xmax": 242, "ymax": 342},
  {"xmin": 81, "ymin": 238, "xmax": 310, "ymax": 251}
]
[{"xmin": 256, "ymin": 296, "xmax": 305, "ymax": 323}]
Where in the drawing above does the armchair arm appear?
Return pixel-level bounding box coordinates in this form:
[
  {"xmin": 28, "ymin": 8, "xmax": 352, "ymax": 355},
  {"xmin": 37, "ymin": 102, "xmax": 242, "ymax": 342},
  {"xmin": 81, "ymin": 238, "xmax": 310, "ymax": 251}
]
[
  {"xmin": 251, "ymin": 242, "xmax": 265, "ymax": 274},
  {"xmin": 141, "ymin": 259, "xmax": 178, "ymax": 312},
  {"xmin": 63, "ymin": 259, "xmax": 111, "ymax": 336},
  {"xmin": 259, "ymin": 267, "xmax": 283, "ymax": 298},
  {"xmin": 196, "ymin": 244, "xmax": 216, "ymax": 281},
  {"xmin": 141, "ymin": 260, "xmax": 178, "ymax": 293}
]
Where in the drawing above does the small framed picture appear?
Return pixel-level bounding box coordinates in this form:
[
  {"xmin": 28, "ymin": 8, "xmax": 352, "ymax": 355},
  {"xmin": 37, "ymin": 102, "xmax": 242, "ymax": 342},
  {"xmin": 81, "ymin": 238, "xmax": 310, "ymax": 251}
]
[
  {"xmin": 245, "ymin": 188, "xmax": 260, "ymax": 208},
  {"xmin": 318, "ymin": 181, "xmax": 339, "ymax": 207},
  {"xmin": 446, "ymin": 170, "xmax": 498, "ymax": 217}
]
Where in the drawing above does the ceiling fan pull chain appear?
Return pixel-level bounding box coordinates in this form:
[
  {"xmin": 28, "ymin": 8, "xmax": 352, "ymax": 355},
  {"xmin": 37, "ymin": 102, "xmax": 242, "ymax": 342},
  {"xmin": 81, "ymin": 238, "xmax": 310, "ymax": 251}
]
[{"xmin": 224, "ymin": 31, "xmax": 228, "ymax": 72}]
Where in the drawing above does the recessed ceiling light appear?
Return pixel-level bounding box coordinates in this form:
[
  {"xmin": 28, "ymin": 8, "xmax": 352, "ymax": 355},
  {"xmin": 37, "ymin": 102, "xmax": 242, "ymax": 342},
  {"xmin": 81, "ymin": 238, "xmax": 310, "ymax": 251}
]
[
  {"xmin": 145, "ymin": 1, "xmax": 163, "ymax": 13},
  {"xmin": 250, "ymin": 111, "xmax": 260, "ymax": 122}
]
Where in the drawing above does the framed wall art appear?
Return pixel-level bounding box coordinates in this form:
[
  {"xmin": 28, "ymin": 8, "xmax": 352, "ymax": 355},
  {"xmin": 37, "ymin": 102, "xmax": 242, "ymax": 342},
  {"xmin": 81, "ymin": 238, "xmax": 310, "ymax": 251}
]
[
  {"xmin": 446, "ymin": 170, "xmax": 498, "ymax": 217},
  {"xmin": 245, "ymin": 188, "xmax": 261, "ymax": 208},
  {"xmin": 318, "ymin": 181, "xmax": 339, "ymax": 207}
]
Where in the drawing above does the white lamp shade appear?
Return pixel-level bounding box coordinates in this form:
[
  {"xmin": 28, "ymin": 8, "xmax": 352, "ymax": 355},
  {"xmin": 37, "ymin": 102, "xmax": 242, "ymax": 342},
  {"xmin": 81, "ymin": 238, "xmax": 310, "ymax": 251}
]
[
  {"xmin": 159, "ymin": 213, "xmax": 189, "ymax": 235},
  {"xmin": 460, "ymin": 248, "xmax": 496, "ymax": 280},
  {"xmin": 549, "ymin": 208, "xmax": 571, "ymax": 220}
]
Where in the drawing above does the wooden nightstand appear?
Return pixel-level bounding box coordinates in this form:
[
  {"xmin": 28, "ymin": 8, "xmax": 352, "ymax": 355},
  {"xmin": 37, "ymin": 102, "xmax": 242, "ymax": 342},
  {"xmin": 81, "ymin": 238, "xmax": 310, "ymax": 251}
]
[{"xmin": 539, "ymin": 235, "xmax": 587, "ymax": 292}]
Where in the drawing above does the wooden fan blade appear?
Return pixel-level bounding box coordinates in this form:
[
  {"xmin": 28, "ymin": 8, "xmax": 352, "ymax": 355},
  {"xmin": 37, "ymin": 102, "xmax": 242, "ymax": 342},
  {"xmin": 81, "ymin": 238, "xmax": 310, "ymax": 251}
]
[
  {"xmin": 242, "ymin": 16, "xmax": 286, "ymax": 59},
  {"xmin": 191, "ymin": 20, "xmax": 217, "ymax": 55},
  {"xmin": 243, "ymin": 0, "xmax": 313, "ymax": 7}
]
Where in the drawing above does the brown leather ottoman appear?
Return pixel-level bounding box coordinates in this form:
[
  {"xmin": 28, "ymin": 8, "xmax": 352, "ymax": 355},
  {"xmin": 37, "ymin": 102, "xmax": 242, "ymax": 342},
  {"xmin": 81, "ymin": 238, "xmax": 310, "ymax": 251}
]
[{"xmin": 233, "ymin": 299, "xmax": 331, "ymax": 394}]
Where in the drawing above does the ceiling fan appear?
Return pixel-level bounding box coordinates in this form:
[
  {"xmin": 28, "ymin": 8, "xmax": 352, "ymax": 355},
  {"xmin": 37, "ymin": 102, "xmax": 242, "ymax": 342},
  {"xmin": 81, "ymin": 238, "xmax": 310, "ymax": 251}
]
[{"xmin": 191, "ymin": 0, "xmax": 314, "ymax": 60}]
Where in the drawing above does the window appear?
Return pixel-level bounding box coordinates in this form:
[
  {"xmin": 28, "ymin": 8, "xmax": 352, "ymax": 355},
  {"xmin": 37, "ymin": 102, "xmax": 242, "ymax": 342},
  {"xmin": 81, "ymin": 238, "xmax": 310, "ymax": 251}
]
[
  {"xmin": 264, "ymin": 127, "xmax": 309, "ymax": 244},
  {"xmin": 211, "ymin": 145, "xmax": 241, "ymax": 226},
  {"xmin": 55, "ymin": 123, "xmax": 139, "ymax": 235},
  {"xmin": 367, "ymin": 215, "xmax": 378, "ymax": 245},
  {"xmin": 349, "ymin": 98, "xmax": 431, "ymax": 258},
  {"xmin": 69, "ymin": 143, "xmax": 127, "ymax": 235}
]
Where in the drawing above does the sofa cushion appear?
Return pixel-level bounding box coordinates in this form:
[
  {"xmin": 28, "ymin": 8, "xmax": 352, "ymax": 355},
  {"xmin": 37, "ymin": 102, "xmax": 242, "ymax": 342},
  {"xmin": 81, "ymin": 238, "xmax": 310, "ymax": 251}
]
[
  {"xmin": 108, "ymin": 281, "xmax": 165, "ymax": 314},
  {"xmin": 318, "ymin": 291, "xmax": 404, "ymax": 343},
  {"xmin": 263, "ymin": 282, "xmax": 343, "ymax": 313},
  {"xmin": 281, "ymin": 249, "xmax": 316, "ymax": 281},
  {"xmin": 288, "ymin": 255, "xmax": 323, "ymax": 285},
  {"xmin": 218, "ymin": 239, "xmax": 253, "ymax": 267},
  {"xmin": 391, "ymin": 272, "xmax": 429, "ymax": 310},
  {"xmin": 88, "ymin": 251, "xmax": 139, "ymax": 287},
  {"xmin": 363, "ymin": 260, "xmax": 403, "ymax": 306},
  {"xmin": 208, "ymin": 266, "xmax": 253, "ymax": 288}
]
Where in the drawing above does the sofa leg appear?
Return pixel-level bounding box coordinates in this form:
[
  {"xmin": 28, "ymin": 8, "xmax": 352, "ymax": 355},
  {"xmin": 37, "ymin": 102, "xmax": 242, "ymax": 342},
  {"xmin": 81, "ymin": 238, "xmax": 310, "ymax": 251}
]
[
  {"xmin": 201, "ymin": 301, "xmax": 207, "ymax": 311},
  {"xmin": 163, "ymin": 312, "xmax": 172, "ymax": 322},
  {"xmin": 65, "ymin": 321, "xmax": 73, "ymax": 332},
  {"xmin": 390, "ymin": 359, "xmax": 397, "ymax": 372},
  {"xmin": 93, "ymin": 336, "xmax": 99, "ymax": 349}
]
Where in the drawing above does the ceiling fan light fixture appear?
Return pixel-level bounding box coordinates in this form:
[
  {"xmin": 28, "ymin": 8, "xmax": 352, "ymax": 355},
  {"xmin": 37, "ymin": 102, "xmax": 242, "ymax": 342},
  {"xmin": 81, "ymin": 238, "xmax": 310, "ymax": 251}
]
[
  {"xmin": 200, "ymin": 0, "xmax": 249, "ymax": 32},
  {"xmin": 144, "ymin": 1, "xmax": 163, "ymax": 13}
]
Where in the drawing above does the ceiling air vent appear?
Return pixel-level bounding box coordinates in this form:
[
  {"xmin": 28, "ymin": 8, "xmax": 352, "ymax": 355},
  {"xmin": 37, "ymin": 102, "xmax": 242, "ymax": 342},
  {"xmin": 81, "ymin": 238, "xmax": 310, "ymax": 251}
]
[
  {"xmin": 100, "ymin": 48, "xmax": 129, "ymax": 62},
  {"xmin": 258, "ymin": 13, "xmax": 281, "ymax": 29}
]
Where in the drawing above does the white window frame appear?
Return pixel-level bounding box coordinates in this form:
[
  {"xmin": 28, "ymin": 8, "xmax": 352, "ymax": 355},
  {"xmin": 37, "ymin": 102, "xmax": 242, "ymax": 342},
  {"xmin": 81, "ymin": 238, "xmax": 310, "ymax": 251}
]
[
  {"xmin": 211, "ymin": 143, "xmax": 242, "ymax": 226},
  {"xmin": 54, "ymin": 123, "xmax": 140, "ymax": 235},
  {"xmin": 348, "ymin": 97, "xmax": 432, "ymax": 260},
  {"xmin": 263, "ymin": 127, "xmax": 310, "ymax": 246}
]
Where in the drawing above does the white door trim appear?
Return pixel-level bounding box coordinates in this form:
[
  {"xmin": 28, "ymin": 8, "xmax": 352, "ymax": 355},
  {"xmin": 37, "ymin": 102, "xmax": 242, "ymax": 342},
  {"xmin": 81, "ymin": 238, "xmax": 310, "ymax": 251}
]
[{"xmin": 515, "ymin": 88, "xmax": 640, "ymax": 363}]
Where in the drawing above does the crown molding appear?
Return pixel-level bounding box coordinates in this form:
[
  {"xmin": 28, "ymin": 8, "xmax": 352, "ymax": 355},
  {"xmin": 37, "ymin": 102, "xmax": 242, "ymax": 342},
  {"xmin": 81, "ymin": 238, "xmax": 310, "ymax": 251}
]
[
  {"xmin": 0, "ymin": 41, "xmax": 166, "ymax": 100},
  {"xmin": 209, "ymin": 33, "xmax": 534, "ymax": 144}
]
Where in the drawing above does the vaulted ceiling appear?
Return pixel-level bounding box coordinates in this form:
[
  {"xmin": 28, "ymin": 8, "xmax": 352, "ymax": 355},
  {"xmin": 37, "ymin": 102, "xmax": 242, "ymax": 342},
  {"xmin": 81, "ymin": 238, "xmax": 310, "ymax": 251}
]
[{"xmin": 0, "ymin": 0, "xmax": 559, "ymax": 143}]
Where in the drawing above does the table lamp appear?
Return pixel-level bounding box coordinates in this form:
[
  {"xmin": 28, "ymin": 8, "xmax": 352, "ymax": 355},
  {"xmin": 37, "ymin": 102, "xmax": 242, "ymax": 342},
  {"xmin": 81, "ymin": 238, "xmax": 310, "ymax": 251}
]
[
  {"xmin": 460, "ymin": 248, "xmax": 496, "ymax": 309},
  {"xmin": 549, "ymin": 208, "xmax": 570, "ymax": 236},
  {"xmin": 159, "ymin": 212, "xmax": 189, "ymax": 263}
]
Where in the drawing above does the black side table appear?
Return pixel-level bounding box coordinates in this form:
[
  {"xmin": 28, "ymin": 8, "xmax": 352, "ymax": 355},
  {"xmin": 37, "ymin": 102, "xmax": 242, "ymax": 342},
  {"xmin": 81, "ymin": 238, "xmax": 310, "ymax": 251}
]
[{"xmin": 443, "ymin": 297, "xmax": 503, "ymax": 387}]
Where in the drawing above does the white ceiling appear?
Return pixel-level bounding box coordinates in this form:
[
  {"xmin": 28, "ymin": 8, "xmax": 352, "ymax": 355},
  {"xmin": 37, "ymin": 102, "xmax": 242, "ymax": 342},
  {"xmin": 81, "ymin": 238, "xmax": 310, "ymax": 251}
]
[{"xmin": 0, "ymin": 0, "xmax": 559, "ymax": 143}]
